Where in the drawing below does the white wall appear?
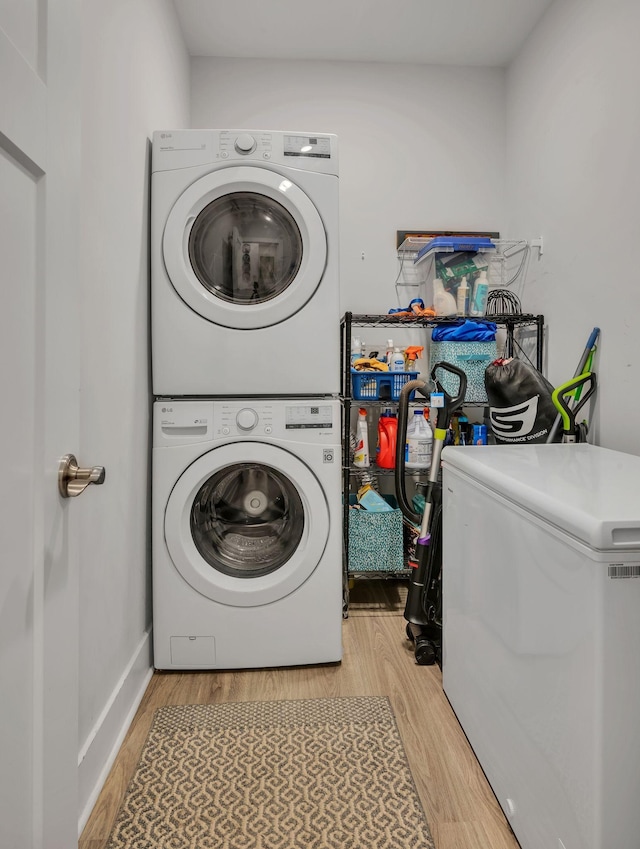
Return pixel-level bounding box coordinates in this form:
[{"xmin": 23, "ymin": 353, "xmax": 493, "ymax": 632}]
[
  {"xmin": 77, "ymin": 0, "xmax": 189, "ymax": 828},
  {"xmin": 506, "ymin": 0, "xmax": 640, "ymax": 454},
  {"xmin": 191, "ymin": 58, "xmax": 507, "ymax": 323}
]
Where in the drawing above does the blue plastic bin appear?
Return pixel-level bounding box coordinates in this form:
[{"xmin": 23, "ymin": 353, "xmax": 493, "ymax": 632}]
[
  {"xmin": 415, "ymin": 236, "xmax": 496, "ymax": 264},
  {"xmin": 351, "ymin": 370, "xmax": 419, "ymax": 401}
]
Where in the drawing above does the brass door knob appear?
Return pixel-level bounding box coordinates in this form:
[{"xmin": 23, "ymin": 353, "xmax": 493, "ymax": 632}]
[{"xmin": 58, "ymin": 454, "xmax": 106, "ymax": 498}]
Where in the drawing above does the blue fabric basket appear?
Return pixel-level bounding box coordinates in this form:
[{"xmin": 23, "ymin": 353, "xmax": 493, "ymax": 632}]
[
  {"xmin": 348, "ymin": 494, "xmax": 405, "ymax": 573},
  {"xmin": 429, "ymin": 340, "xmax": 497, "ymax": 403}
]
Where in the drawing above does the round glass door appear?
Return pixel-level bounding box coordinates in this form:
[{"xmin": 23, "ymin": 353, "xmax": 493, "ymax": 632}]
[
  {"xmin": 164, "ymin": 442, "xmax": 329, "ymax": 607},
  {"xmin": 163, "ymin": 166, "xmax": 328, "ymax": 329},
  {"xmin": 188, "ymin": 192, "xmax": 303, "ymax": 305},
  {"xmin": 190, "ymin": 462, "xmax": 304, "ymax": 578}
]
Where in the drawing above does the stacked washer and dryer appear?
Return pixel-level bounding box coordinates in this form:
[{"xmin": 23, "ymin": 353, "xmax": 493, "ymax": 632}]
[{"xmin": 151, "ymin": 129, "xmax": 343, "ymax": 670}]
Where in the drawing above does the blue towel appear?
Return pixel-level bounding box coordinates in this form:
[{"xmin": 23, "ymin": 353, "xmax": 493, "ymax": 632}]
[
  {"xmin": 388, "ymin": 298, "xmax": 425, "ymax": 315},
  {"xmin": 431, "ymin": 319, "xmax": 497, "ymax": 342}
]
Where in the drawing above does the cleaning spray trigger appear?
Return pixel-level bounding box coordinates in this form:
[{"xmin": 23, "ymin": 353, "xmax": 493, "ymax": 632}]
[{"xmin": 405, "ymin": 346, "xmax": 424, "ymax": 371}]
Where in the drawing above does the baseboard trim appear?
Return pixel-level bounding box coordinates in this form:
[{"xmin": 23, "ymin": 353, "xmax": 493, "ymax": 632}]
[{"xmin": 77, "ymin": 629, "xmax": 153, "ymax": 835}]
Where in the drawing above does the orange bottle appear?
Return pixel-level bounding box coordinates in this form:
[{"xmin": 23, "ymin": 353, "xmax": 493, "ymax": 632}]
[{"xmin": 376, "ymin": 409, "xmax": 398, "ymax": 469}]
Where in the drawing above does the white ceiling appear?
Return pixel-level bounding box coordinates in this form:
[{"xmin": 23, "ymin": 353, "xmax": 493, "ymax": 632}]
[{"xmin": 172, "ymin": 0, "xmax": 554, "ymax": 67}]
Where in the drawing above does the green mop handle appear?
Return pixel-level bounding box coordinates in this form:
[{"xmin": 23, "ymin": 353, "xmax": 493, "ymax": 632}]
[
  {"xmin": 547, "ymin": 327, "xmax": 600, "ymax": 443},
  {"xmin": 551, "ymin": 372, "xmax": 598, "ymax": 442}
]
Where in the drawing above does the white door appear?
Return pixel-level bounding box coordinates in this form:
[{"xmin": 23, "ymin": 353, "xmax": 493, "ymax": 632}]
[{"xmin": 0, "ymin": 2, "xmax": 85, "ymax": 846}]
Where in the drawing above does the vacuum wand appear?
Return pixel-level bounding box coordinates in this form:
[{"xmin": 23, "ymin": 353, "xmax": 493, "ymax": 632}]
[
  {"xmin": 417, "ymin": 363, "xmax": 466, "ymax": 537},
  {"xmin": 394, "ymin": 362, "xmax": 467, "ymax": 665}
]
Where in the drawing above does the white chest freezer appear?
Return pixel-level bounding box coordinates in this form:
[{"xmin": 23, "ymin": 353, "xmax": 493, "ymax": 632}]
[{"xmin": 441, "ymin": 444, "xmax": 640, "ymax": 849}]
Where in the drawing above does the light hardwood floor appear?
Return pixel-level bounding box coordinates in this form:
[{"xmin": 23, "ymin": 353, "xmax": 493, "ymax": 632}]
[{"xmin": 79, "ymin": 581, "xmax": 520, "ymax": 849}]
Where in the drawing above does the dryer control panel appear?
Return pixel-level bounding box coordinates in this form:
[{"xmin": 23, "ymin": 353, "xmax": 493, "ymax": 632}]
[
  {"xmin": 152, "ymin": 129, "xmax": 338, "ymax": 176},
  {"xmin": 219, "ymin": 131, "xmax": 333, "ymax": 163}
]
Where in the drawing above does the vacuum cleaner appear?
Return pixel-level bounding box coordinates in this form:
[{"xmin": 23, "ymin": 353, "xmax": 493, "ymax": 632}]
[{"xmin": 394, "ymin": 362, "xmax": 467, "ymax": 665}]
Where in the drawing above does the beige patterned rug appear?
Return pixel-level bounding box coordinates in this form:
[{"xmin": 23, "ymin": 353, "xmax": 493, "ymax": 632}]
[{"xmin": 106, "ymin": 696, "xmax": 434, "ymax": 849}]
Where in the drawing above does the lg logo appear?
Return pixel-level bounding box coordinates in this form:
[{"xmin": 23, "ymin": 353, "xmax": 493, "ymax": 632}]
[{"xmin": 161, "ymin": 407, "xmax": 173, "ymax": 413}]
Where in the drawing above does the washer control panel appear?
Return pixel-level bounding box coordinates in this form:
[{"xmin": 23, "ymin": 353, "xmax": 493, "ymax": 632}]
[
  {"xmin": 285, "ymin": 404, "xmax": 333, "ymax": 429},
  {"xmin": 217, "ymin": 402, "xmax": 273, "ymax": 437},
  {"xmin": 214, "ymin": 401, "xmax": 335, "ymax": 439},
  {"xmin": 155, "ymin": 400, "xmax": 339, "ymax": 447}
]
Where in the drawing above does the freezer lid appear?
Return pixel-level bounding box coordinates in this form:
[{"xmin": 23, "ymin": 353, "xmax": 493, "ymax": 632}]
[{"xmin": 442, "ymin": 443, "xmax": 640, "ymax": 551}]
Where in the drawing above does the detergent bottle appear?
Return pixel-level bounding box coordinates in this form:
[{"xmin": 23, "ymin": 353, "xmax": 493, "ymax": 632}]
[
  {"xmin": 353, "ymin": 408, "xmax": 370, "ymax": 467},
  {"xmin": 390, "ymin": 347, "xmax": 406, "ymax": 372},
  {"xmin": 433, "ymin": 278, "xmax": 457, "ymax": 316},
  {"xmin": 405, "ymin": 409, "xmax": 433, "ymax": 469},
  {"xmin": 376, "ymin": 409, "xmax": 398, "ymax": 469}
]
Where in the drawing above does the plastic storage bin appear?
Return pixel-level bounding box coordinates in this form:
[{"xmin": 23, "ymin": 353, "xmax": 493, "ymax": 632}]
[
  {"xmin": 415, "ymin": 236, "xmax": 496, "ymax": 264},
  {"xmin": 351, "ymin": 370, "xmax": 419, "ymax": 401},
  {"xmin": 348, "ymin": 494, "xmax": 404, "ymax": 573},
  {"xmin": 429, "ymin": 340, "xmax": 497, "ymax": 403}
]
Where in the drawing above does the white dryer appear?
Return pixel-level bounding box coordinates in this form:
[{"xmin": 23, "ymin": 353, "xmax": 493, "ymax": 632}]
[
  {"xmin": 152, "ymin": 398, "xmax": 343, "ymax": 670},
  {"xmin": 151, "ymin": 129, "xmax": 340, "ymax": 397}
]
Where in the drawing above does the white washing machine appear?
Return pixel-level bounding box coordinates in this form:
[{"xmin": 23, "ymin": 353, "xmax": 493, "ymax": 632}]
[
  {"xmin": 151, "ymin": 129, "xmax": 340, "ymax": 397},
  {"xmin": 152, "ymin": 397, "xmax": 343, "ymax": 670}
]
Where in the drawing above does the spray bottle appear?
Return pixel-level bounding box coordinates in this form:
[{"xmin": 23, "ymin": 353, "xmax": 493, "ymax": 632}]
[
  {"xmin": 353, "ymin": 408, "xmax": 370, "ymax": 467},
  {"xmin": 405, "ymin": 346, "xmax": 424, "ymax": 373}
]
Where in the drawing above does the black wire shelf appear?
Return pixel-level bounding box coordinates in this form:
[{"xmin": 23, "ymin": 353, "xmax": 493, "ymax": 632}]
[{"xmin": 344, "ymin": 312, "xmax": 541, "ymax": 328}]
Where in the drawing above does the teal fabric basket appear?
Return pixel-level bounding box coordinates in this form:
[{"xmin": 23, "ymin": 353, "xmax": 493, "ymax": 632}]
[
  {"xmin": 429, "ymin": 339, "xmax": 497, "ymax": 403},
  {"xmin": 348, "ymin": 494, "xmax": 404, "ymax": 573}
]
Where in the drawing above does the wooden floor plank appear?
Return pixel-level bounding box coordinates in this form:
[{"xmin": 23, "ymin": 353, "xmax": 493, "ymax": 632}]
[{"xmin": 79, "ymin": 580, "xmax": 520, "ymax": 849}]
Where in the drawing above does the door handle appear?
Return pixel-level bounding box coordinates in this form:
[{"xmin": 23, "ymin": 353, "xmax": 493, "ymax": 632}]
[{"xmin": 58, "ymin": 454, "xmax": 106, "ymax": 498}]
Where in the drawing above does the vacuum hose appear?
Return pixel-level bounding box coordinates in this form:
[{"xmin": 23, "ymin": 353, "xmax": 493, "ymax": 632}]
[{"xmin": 394, "ymin": 379, "xmax": 430, "ymax": 525}]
